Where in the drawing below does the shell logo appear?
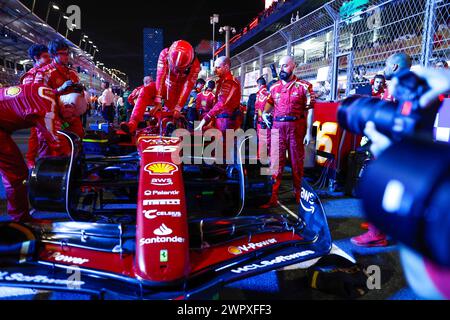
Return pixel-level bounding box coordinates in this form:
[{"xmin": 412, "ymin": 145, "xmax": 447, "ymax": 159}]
[
  {"xmin": 144, "ymin": 162, "xmax": 178, "ymax": 176},
  {"xmin": 228, "ymin": 246, "xmax": 242, "ymax": 256},
  {"xmin": 5, "ymin": 86, "xmax": 22, "ymax": 97}
]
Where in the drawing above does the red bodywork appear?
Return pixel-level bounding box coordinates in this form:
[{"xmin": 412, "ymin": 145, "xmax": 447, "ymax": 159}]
[
  {"xmin": 313, "ymin": 102, "xmax": 361, "ymax": 168},
  {"xmin": 134, "ymin": 135, "xmax": 190, "ymax": 283}
]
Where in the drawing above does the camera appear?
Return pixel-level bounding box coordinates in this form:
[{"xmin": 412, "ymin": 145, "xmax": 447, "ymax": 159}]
[
  {"xmin": 359, "ymin": 139, "xmax": 450, "ymax": 267},
  {"xmin": 338, "ymin": 70, "xmax": 440, "ymax": 141},
  {"xmin": 337, "ymin": 70, "xmax": 449, "ymax": 267}
]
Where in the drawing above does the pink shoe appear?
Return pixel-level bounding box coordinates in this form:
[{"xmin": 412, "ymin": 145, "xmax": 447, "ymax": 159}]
[{"xmin": 351, "ymin": 230, "xmax": 388, "ymax": 247}]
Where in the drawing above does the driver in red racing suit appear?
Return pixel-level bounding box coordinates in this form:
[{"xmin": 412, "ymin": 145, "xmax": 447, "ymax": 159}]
[
  {"xmin": 0, "ymin": 84, "xmax": 61, "ymax": 222},
  {"xmin": 121, "ymin": 40, "xmax": 201, "ymax": 133}
]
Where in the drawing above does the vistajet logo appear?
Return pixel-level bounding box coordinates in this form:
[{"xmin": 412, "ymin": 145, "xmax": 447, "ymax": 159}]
[{"xmin": 230, "ymin": 251, "xmax": 315, "ymax": 274}]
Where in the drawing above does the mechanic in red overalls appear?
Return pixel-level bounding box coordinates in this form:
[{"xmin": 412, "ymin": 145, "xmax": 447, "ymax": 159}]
[
  {"xmin": 195, "ymin": 57, "xmax": 241, "ymax": 134},
  {"xmin": 196, "ymin": 80, "xmax": 216, "ymax": 125},
  {"xmin": 254, "ymin": 76, "xmax": 271, "ymax": 158},
  {"xmin": 20, "ymin": 44, "xmax": 51, "ymax": 85},
  {"xmin": 21, "ymin": 44, "xmax": 52, "ymax": 168},
  {"xmin": 26, "ymin": 40, "xmax": 85, "ymax": 168},
  {"xmin": 128, "ymin": 76, "xmax": 153, "ymax": 108},
  {"xmin": 0, "ymin": 84, "xmax": 61, "ymax": 222},
  {"xmin": 121, "ymin": 79, "xmax": 157, "ymax": 133},
  {"xmin": 121, "ymin": 40, "xmax": 200, "ymax": 133},
  {"xmin": 261, "ymin": 56, "xmax": 315, "ymax": 208}
]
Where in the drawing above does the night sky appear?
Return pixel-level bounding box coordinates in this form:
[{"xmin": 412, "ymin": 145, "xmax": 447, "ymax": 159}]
[{"xmin": 27, "ymin": 0, "xmax": 265, "ymax": 87}]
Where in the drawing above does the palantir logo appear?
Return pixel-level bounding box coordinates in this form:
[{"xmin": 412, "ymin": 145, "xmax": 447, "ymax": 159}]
[{"xmin": 153, "ymin": 224, "xmax": 172, "ymax": 236}]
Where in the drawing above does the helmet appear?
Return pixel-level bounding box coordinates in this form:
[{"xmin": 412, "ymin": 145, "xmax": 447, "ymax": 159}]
[{"xmin": 168, "ymin": 40, "xmax": 194, "ymax": 72}]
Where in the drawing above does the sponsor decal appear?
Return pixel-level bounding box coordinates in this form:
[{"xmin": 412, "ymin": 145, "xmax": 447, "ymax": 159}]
[
  {"xmin": 139, "ymin": 237, "xmax": 185, "ymax": 246},
  {"xmin": 300, "ymin": 188, "xmax": 316, "ymax": 214},
  {"xmin": 160, "ymin": 250, "xmax": 168, "ymax": 263},
  {"xmin": 50, "ymin": 252, "xmax": 89, "ymax": 265},
  {"xmin": 228, "ymin": 238, "xmax": 277, "ymax": 256},
  {"xmin": 230, "ymin": 251, "xmax": 316, "ymax": 274},
  {"xmin": 144, "ymin": 162, "xmax": 179, "ymax": 176},
  {"xmin": 139, "ymin": 224, "xmax": 186, "ymax": 246},
  {"xmin": 144, "ymin": 190, "xmax": 180, "ymax": 196},
  {"xmin": 143, "ymin": 145, "xmax": 178, "ymax": 153},
  {"xmin": 154, "ymin": 223, "xmax": 172, "ymax": 236},
  {"xmin": 144, "ymin": 210, "xmax": 182, "ymax": 220},
  {"xmin": 5, "ymin": 86, "xmax": 21, "ymax": 97},
  {"xmin": 143, "ymin": 199, "xmax": 181, "ymax": 206},
  {"xmin": 151, "ymin": 178, "xmax": 174, "ymax": 186},
  {"xmin": 0, "ymin": 271, "xmax": 85, "ymax": 287},
  {"xmin": 141, "ymin": 138, "xmax": 179, "ymax": 145}
]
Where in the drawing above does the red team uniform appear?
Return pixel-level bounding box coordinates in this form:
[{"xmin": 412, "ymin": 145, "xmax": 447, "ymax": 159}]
[
  {"xmin": 122, "ymin": 41, "xmax": 200, "ymax": 133},
  {"xmin": 267, "ymin": 76, "xmax": 315, "ymax": 203},
  {"xmin": 202, "ymin": 72, "xmax": 241, "ymax": 133},
  {"xmin": 26, "ymin": 60, "xmax": 84, "ymax": 167},
  {"xmin": 0, "ymin": 85, "xmax": 60, "ymax": 221}
]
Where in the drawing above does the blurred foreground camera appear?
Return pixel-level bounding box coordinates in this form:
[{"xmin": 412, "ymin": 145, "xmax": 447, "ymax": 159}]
[
  {"xmin": 359, "ymin": 139, "xmax": 450, "ymax": 267},
  {"xmin": 338, "ymin": 70, "xmax": 440, "ymax": 141}
]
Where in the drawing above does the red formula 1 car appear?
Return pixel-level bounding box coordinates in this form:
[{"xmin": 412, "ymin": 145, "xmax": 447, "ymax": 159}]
[{"xmin": 0, "ymin": 112, "xmax": 332, "ymax": 300}]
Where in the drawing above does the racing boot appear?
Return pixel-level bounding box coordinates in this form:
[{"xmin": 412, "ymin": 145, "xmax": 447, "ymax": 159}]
[
  {"xmin": 351, "ymin": 224, "xmax": 388, "ymax": 247},
  {"xmin": 260, "ymin": 176, "xmax": 282, "ymax": 209}
]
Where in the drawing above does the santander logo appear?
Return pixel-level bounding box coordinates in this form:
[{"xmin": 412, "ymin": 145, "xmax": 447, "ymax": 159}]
[{"xmin": 153, "ymin": 224, "xmax": 173, "ymax": 236}]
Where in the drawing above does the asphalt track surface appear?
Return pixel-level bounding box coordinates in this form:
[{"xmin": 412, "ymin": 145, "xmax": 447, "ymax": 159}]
[{"xmin": 0, "ymin": 120, "xmax": 420, "ymax": 300}]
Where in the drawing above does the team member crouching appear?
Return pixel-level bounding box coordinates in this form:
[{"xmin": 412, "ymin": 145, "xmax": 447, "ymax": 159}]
[
  {"xmin": 121, "ymin": 40, "xmax": 200, "ymax": 133},
  {"xmin": 0, "ymin": 84, "xmax": 63, "ymax": 222}
]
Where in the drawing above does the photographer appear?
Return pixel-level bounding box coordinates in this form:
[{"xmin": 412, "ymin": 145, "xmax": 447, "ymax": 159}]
[
  {"xmin": 348, "ymin": 67, "xmax": 450, "ymax": 299},
  {"xmin": 351, "ymin": 53, "xmax": 413, "ymax": 247}
]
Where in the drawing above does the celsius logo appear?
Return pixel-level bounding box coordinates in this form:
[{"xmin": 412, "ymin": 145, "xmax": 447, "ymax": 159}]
[
  {"xmin": 144, "ymin": 210, "xmax": 182, "ymax": 220},
  {"xmin": 154, "ymin": 223, "xmax": 172, "ymax": 236},
  {"xmin": 143, "ymin": 199, "xmax": 180, "ymax": 206},
  {"xmin": 228, "ymin": 238, "xmax": 277, "ymax": 256},
  {"xmin": 151, "ymin": 178, "xmax": 174, "ymax": 186},
  {"xmin": 50, "ymin": 252, "xmax": 89, "ymax": 265},
  {"xmin": 144, "ymin": 162, "xmax": 178, "ymax": 176}
]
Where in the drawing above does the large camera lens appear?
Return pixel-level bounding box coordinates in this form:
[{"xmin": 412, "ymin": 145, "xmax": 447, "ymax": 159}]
[
  {"xmin": 338, "ymin": 96, "xmax": 398, "ymax": 137},
  {"xmin": 360, "ymin": 139, "xmax": 450, "ymax": 267}
]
